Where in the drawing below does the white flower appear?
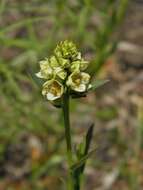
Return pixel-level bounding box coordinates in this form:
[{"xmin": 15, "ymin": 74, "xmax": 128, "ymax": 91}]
[
  {"xmin": 36, "ymin": 57, "xmax": 67, "ymax": 80},
  {"xmin": 42, "ymin": 80, "xmax": 64, "ymax": 101},
  {"xmin": 80, "ymin": 59, "xmax": 89, "ymax": 71},
  {"xmin": 49, "ymin": 56, "xmax": 68, "ymax": 79},
  {"xmin": 49, "ymin": 56, "xmax": 59, "ymax": 68},
  {"xmin": 70, "ymin": 61, "xmax": 81, "ymax": 72},
  {"xmin": 56, "ymin": 68, "xmax": 67, "ymax": 80},
  {"xmin": 58, "ymin": 57, "xmax": 70, "ymax": 68},
  {"xmin": 70, "ymin": 59, "xmax": 89, "ymax": 72},
  {"xmin": 66, "ymin": 72, "xmax": 90, "ymax": 92},
  {"xmin": 36, "ymin": 59, "xmax": 53, "ymax": 79}
]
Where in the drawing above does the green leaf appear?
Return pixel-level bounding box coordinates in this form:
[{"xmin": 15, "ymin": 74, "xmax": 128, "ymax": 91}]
[
  {"xmin": 28, "ymin": 69, "xmax": 43, "ymax": 88},
  {"xmin": 71, "ymin": 148, "xmax": 96, "ymax": 172},
  {"xmin": 72, "ymin": 123, "xmax": 95, "ymax": 181},
  {"xmin": 84, "ymin": 123, "xmax": 94, "ymax": 156},
  {"xmin": 89, "ymin": 79, "xmax": 109, "ymax": 91},
  {"xmin": 76, "ymin": 124, "xmax": 94, "ymax": 159}
]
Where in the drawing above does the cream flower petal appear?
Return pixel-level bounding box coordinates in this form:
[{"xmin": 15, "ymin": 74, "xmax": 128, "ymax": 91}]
[
  {"xmin": 35, "ymin": 72, "xmax": 44, "ymax": 78},
  {"xmin": 73, "ymin": 84, "xmax": 86, "ymax": 92},
  {"xmin": 77, "ymin": 52, "xmax": 81, "ymax": 60},
  {"xmin": 46, "ymin": 93, "xmax": 58, "ymax": 101}
]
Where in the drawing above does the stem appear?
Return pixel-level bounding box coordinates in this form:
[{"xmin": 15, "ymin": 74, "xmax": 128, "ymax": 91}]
[
  {"xmin": 63, "ymin": 88, "xmax": 72, "ymax": 166},
  {"xmin": 62, "ymin": 88, "xmax": 73, "ymax": 190},
  {"xmin": 73, "ymin": 174, "xmax": 81, "ymax": 190},
  {"xmin": 62, "ymin": 88, "xmax": 82, "ymax": 190}
]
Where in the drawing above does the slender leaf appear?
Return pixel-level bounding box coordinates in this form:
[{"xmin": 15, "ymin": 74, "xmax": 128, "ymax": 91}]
[
  {"xmin": 71, "ymin": 148, "xmax": 96, "ymax": 172},
  {"xmin": 89, "ymin": 79, "xmax": 109, "ymax": 91}
]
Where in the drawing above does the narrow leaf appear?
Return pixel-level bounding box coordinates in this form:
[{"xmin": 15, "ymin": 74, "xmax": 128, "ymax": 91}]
[
  {"xmin": 72, "ymin": 124, "xmax": 95, "ymax": 180},
  {"xmin": 84, "ymin": 123, "xmax": 94, "ymax": 155},
  {"xmin": 71, "ymin": 148, "xmax": 96, "ymax": 172},
  {"xmin": 28, "ymin": 68, "xmax": 43, "ymax": 88},
  {"xmin": 75, "ymin": 123, "xmax": 94, "ymax": 159},
  {"xmin": 89, "ymin": 79, "xmax": 109, "ymax": 91}
]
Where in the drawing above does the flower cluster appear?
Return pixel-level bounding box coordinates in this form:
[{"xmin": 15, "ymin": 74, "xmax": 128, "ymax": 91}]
[{"xmin": 36, "ymin": 40, "xmax": 91, "ymax": 101}]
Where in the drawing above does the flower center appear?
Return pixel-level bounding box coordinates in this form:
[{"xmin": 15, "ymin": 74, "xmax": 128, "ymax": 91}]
[
  {"xmin": 50, "ymin": 82, "xmax": 61, "ymax": 96},
  {"xmin": 72, "ymin": 74, "xmax": 81, "ymax": 86}
]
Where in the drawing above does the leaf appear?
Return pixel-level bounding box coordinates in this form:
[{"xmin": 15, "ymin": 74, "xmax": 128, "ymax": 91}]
[
  {"xmin": 72, "ymin": 124, "xmax": 95, "ymax": 179},
  {"xmin": 89, "ymin": 79, "xmax": 109, "ymax": 91},
  {"xmin": 71, "ymin": 148, "xmax": 96, "ymax": 172},
  {"xmin": 84, "ymin": 123, "xmax": 94, "ymax": 156},
  {"xmin": 28, "ymin": 68, "xmax": 43, "ymax": 88},
  {"xmin": 78, "ymin": 124, "xmax": 94, "ymax": 173},
  {"xmin": 76, "ymin": 124, "xmax": 94, "ymax": 159}
]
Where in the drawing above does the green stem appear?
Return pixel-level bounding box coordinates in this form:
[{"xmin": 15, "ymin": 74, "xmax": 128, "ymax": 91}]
[
  {"xmin": 62, "ymin": 88, "xmax": 83, "ymax": 190},
  {"xmin": 63, "ymin": 88, "xmax": 72, "ymax": 165},
  {"xmin": 73, "ymin": 174, "xmax": 81, "ymax": 190},
  {"xmin": 62, "ymin": 88, "xmax": 74, "ymax": 190}
]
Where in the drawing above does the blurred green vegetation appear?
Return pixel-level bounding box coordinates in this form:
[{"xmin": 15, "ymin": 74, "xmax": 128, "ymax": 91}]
[{"xmin": 2, "ymin": 1, "xmax": 143, "ymax": 190}]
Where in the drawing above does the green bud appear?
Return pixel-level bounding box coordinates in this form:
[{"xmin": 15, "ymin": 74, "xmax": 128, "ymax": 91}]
[{"xmin": 54, "ymin": 40, "xmax": 79, "ymax": 60}]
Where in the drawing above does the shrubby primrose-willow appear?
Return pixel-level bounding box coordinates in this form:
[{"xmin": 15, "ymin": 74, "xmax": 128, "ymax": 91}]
[{"xmin": 36, "ymin": 40, "xmax": 107, "ymax": 190}]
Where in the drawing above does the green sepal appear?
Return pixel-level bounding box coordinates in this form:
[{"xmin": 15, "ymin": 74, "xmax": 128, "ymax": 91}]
[
  {"xmin": 70, "ymin": 90, "xmax": 87, "ymax": 99},
  {"xmin": 51, "ymin": 99, "xmax": 62, "ymax": 108}
]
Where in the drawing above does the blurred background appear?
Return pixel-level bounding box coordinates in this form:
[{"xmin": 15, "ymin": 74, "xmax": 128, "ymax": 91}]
[{"xmin": 0, "ymin": 0, "xmax": 143, "ymax": 189}]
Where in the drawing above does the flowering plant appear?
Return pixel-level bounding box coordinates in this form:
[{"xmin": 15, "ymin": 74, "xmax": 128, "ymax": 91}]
[
  {"xmin": 36, "ymin": 40, "xmax": 91, "ymax": 103},
  {"xmin": 36, "ymin": 40, "xmax": 108, "ymax": 190}
]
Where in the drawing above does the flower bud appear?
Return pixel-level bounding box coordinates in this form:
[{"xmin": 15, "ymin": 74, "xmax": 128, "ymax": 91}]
[{"xmin": 54, "ymin": 40, "xmax": 79, "ymax": 60}]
